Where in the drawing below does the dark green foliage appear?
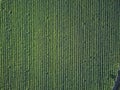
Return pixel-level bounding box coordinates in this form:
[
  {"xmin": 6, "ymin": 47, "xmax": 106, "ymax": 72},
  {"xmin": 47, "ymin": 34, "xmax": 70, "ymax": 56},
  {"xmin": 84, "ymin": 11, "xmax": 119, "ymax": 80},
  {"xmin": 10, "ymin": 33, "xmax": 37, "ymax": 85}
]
[{"xmin": 0, "ymin": 0, "xmax": 119, "ymax": 90}]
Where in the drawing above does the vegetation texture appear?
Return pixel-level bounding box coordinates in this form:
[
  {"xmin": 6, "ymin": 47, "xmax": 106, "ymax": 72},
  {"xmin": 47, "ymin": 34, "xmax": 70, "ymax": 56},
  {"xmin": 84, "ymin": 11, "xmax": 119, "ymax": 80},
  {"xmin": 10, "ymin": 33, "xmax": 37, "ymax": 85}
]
[{"xmin": 0, "ymin": 0, "xmax": 120, "ymax": 90}]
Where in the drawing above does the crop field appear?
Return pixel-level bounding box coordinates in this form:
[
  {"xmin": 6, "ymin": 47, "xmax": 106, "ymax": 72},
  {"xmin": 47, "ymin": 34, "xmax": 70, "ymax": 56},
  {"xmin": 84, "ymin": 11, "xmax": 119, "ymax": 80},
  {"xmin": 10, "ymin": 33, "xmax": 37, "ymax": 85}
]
[{"xmin": 0, "ymin": 0, "xmax": 120, "ymax": 90}]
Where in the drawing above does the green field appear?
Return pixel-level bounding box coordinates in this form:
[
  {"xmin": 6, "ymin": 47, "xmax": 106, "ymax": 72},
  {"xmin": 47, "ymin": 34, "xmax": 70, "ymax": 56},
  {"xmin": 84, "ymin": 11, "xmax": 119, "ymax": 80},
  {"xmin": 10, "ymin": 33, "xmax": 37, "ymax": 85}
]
[{"xmin": 0, "ymin": 0, "xmax": 120, "ymax": 90}]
